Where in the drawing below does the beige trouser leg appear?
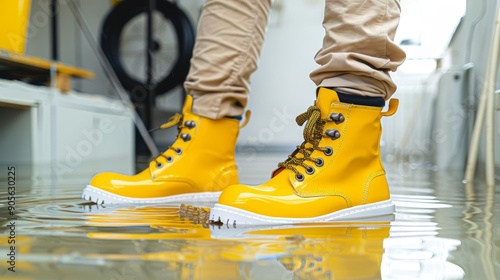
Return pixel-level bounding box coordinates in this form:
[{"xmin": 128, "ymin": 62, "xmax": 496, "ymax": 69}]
[
  {"xmin": 185, "ymin": 0, "xmax": 405, "ymax": 120},
  {"xmin": 310, "ymin": 0, "xmax": 406, "ymax": 99},
  {"xmin": 184, "ymin": 0, "xmax": 272, "ymax": 119}
]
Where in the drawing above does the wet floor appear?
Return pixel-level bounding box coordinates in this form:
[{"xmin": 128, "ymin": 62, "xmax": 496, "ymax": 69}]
[{"xmin": 0, "ymin": 156, "xmax": 499, "ymax": 279}]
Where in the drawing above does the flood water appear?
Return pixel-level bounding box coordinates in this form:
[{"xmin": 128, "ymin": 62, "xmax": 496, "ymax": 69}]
[{"xmin": 0, "ymin": 157, "xmax": 499, "ymax": 279}]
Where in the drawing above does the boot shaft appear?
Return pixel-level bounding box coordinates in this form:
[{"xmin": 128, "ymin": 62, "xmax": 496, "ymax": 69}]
[
  {"xmin": 149, "ymin": 95, "xmax": 241, "ymax": 191},
  {"xmin": 283, "ymin": 88, "xmax": 398, "ymax": 204}
]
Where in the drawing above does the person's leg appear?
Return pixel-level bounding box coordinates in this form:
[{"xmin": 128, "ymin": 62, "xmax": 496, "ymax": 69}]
[
  {"xmin": 310, "ymin": 0, "xmax": 405, "ymax": 98},
  {"xmin": 185, "ymin": 0, "xmax": 272, "ymax": 119},
  {"xmin": 211, "ymin": 0, "xmax": 406, "ymax": 224},
  {"xmin": 82, "ymin": 0, "xmax": 272, "ymax": 204}
]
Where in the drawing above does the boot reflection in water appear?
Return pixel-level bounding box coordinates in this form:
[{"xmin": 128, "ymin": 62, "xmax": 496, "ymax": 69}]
[
  {"xmin": 210, "ymin": 225, "xmax": 390, "ymax": 280},
  {"xmin": 82, "ymin": 0, "xmax": 405, "ymax": 221},
  {"xmin": 84, "ymin": 206, "xmax": 390, "ymax": 280},
  {"xmin": 83, "ymin": 204, "xmax": 463, "ymax": 280}
]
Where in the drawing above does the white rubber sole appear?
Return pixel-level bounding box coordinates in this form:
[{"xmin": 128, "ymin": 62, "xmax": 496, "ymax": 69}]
[
  {"xmin": 210, "ymin": 199, "xmax": 396, "ymax": 225},
  {"xmin": 81, "ymin": 185, "xmax": 222, "ymax": 205}
]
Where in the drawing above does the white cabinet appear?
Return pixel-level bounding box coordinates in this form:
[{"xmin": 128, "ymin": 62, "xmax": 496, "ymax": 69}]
[{"xmin": 0, "ymin": 80, "xmax": 134, "ymax": 185}]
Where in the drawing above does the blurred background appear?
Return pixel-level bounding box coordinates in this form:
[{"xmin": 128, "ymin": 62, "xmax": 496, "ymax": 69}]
[{"xmin": 0, "ymin": 0, "xmax": 495, "ymax": 185}]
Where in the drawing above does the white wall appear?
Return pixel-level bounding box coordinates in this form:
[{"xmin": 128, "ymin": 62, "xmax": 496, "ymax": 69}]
[
  {"xmin": 237, "ymin": 0, "xmax": 325, "ymax": 151},
  {"xmin": 444, "ymin": 0, "xmax": 500, "ymax": 172}
]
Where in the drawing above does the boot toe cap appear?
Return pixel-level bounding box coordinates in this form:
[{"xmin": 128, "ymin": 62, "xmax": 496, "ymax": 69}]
[
  {"xmin": 217, "ymin": 184, "xmax": 263, "ymax": 207},
  {"xmin": 89, "ymin": 170, "xmax": 153, "ymax": 190},
  {"xmin": 217, "ymin": 183, "xmax": 351, "ymax": 219},
  {"xmin": 89, "ymin": 172, "xmax": 132, "ymax": 191},
  {"xmin": 217, "ymin": 183, "xmax": 311, "ymax": 218}
]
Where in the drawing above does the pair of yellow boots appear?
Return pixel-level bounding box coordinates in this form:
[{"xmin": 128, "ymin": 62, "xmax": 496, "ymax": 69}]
[{"xmin": 82, "ymin": 88, "xmax": 399, "ymax": 225}]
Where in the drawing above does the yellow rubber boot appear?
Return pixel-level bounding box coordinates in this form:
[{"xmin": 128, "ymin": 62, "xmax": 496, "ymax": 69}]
[
  {"xmin": 210, "ymin": 87, "xmax": 399, "ymax": 224},
  {"xmin": 82, "ymin": 95, "xmax": 240, "ymax": 204}
]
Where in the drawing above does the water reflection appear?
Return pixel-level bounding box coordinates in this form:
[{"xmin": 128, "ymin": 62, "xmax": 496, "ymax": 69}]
[
  {"xmin": 0, "ymin": 185, "xmax": 467, "ymax": 280},
  {"xmin": 11, "ymin": 163, "xmax": 500, "ymax": 279},
  {"xmin": 382, "ymin": 237, "xmax": 463, "ymax": 279},
  {"xmin": 462, "ymin": 180, "xmax": 497, "ymax": 280}
]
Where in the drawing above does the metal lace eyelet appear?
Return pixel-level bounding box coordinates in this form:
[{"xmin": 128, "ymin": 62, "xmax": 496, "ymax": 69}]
[
  {"xmin": 181, "ymin": 134, "xmax": 191, "ymax": 142},
  {"xmin": 324, "ymin": 147, "xmax": 333, "ymax": 156},
  {"xmin": 156, "ymin": 163, "xmax": 163, "ymax": 168},
  {"xmin": 184, "ymin": 120, "xmax": 196, "ymax": 129},
  {"xmin": 315, "ymin": 158, "xmax": 324, "ymax": 167},
  {"xmin": 305, "ymin": 166, "xmax": 315, "ymax": 175},
  {"xmin": 295, "ymin": 173, "xmax": 304, "ymax": 182},
  {"xmin": 166, "ymin": 156, "xmax": 173, "ymax": 162},
  {"xmin": 325, "ymin": 129, "xmax": 341, "ymax": 140},
  {"xmin": 330, "ymin": 113, "xmax": 345, "ymax": 124},
  {"xmin": 175, "ymin": 148, "xmax": 183, "ymax": 155}
]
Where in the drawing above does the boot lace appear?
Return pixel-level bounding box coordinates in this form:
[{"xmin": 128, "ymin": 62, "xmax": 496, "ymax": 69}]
[
  {"xmin": 150, "ymin": 113, "xmax": 192, "ymax": 168},
  {"xmin": 277, "ymin": 106, "xmax": 343, "ymax": 181}
]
